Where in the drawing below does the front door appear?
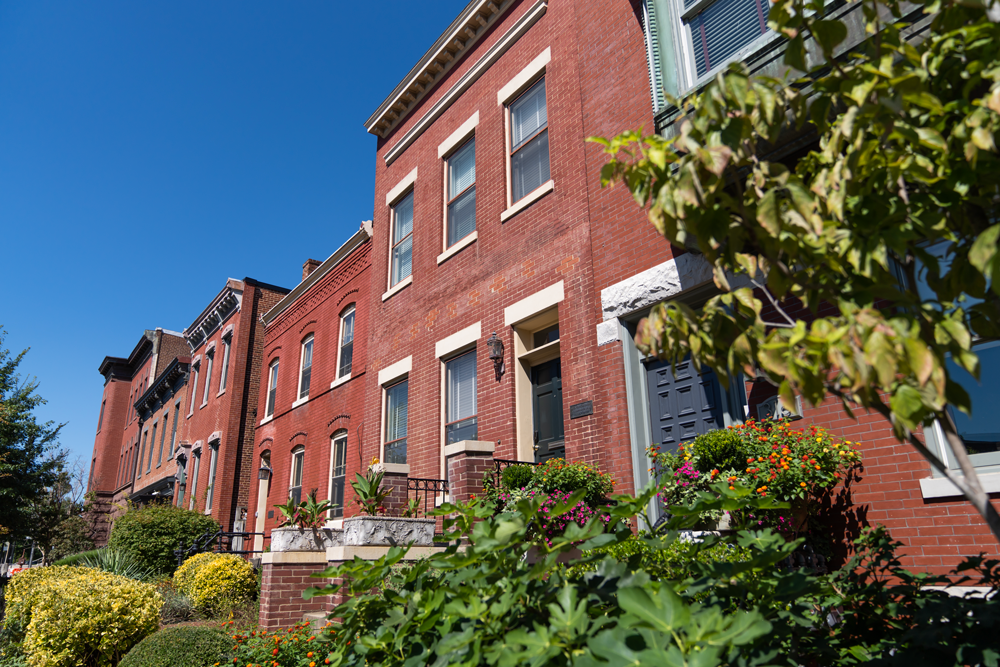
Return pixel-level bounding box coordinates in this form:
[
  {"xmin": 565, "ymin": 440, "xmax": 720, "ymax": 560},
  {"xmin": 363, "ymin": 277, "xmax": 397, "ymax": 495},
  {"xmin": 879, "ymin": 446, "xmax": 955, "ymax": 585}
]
[
  {"xmin": 644, "ymin": 357, "xmax": 724, "ymax": 453},
  {"xmin": 532, "ymin": 358, "xmax": 565, "ymax": 462}
]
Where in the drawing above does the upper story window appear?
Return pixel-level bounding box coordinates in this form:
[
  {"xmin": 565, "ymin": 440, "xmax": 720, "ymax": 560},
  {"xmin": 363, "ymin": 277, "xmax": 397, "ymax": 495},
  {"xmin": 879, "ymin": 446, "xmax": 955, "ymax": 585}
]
[
  {"xmin": 97, "ymin": 400, "xmax": 105, "ymax": 433},
  {"xmin": 189, "ymin": 362, "xmax": 200, "ymax": 415},
  {"xmin": 168, "ymin": 402, "xmax": 180, "ymax": 458},
  {"xmin": 289, "ymin": 446, "xmax": 304, "ymax": 505},
  {"xmin": 329, "ymin": 431, "xmax": 347, "ymax": 519},
  {"xmin": 509, "ymin": 78, "xmax": 550, "ymax": 204},
  {"xmin": 391, "ymin": 191, "xmax": 414, "ymax": 287},
  {"xmin": 446, "ymin": 138, "xmax": 476, "ymax": 247},
  {"xmin": 642, "ymin": 0, "xmax": 771, "ymax": 105},
  {"xmin": 338, "ymin": 306, "xmax": 355, "ymax": 379},
  {"xmin": 384, "ymin": 380, "xmax": 409, "ymax": 464},
  {"xmin": 202, "ymin": 349, "xmax": 214, "ymax": 406},
  {"xmin": 265, "ymin": 360, "xmax": 279, "ymax": 419},
  {"xmin": 219, "ymin": 334, "xmax": 232, "ymax": 393},
  {"xmin": 445, "ymin": 350, "xmax": 478, "ymax": 444},
  {"xmin": 298, "ymin": 335, "xmax": 314, "ymax": 401}
]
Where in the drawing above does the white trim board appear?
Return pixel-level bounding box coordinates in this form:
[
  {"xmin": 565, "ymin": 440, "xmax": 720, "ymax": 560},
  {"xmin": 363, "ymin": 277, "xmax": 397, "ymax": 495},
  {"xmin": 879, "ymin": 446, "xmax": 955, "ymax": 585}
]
[
  {"xmin": 438, "ymin": 112, "xmax": 480, "ymax": 158},
  {"xmin": 436, "ymin": 322, "xmax": 482, "ymax": 358},
  {"xmin": 378, "ymin": 356, "xmax": 412, "ymax": 386},
  {"xmin": 497, "ymin": 47, "xmax": 550, "ymax": 105},
  {"xmin": 504, "ymin": 281, "xmax": 564, "ymax": 326},
  {"xmin": 386, "ymin": 167, "xmax": 418, "ymax": 206}
]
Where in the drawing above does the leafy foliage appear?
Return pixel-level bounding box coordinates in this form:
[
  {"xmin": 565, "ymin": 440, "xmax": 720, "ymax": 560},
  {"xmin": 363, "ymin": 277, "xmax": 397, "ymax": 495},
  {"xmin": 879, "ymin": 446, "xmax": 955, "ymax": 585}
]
[
  {"xmin": 350, "ymin": 460, "xmax": 392, "ymax": 516},
  {"xmin": 594, "ymin": 0, "xmax": 1000, "ymax": 537},
  {"xmin": 299, "ymin": 483, "xmax": 999, "ymax": 666},
  {"xmin": 118, "ymin": 626, "xmax": 233, "ymax": 667},
  {"xmin": 107, "ymin": 502, "xmax": 220, "ymax": 575},
  {"xmin": 500, "ymin": 463, "xmax": 535, "ymax": 490},
  {"xmin": 0, "ymin": 328, "xmax": 65, "ymax": 540},
  {"xmin": 275, "ymin": 490, "xmax": 335, "ymax": 529},
  {"xmin": 687, "ymin": 428, "xmax": 745, "ymax": 474},
  {"xmin": 76, "ymin": 547, "xmax": 155, "ymax": 581},
  {"xmin": 173, "ymin": 552, "xmax": 257, "ymax": 616},
  {"xmin": 3, "ymin": 565, "xmax": 160, "ymax": 667},
  {"xmin": 228, "ymin": 620, "xmax": 337, "ymax": 667}
]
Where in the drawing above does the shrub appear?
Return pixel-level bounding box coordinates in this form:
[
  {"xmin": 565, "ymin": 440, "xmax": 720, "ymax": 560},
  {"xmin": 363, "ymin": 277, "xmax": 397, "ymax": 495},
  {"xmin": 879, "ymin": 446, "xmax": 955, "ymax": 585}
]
[
  {"xmin": 5, "ymin": 565, "xmax": 160, "ymax": 667},
  {"xmin": 108, "ymin": 502, "xmax": 220, "ymax": 575},
  {"xmin": 158, "ymin": 586, "xmax": 198, "ymax": 625},
  {"xmin": 689, "ymin": 428, "xmax": 746, "ymax": 474},
  {"xmin": 173, "ymin": 552, "xmax": 257, "ymax": 615},
  {"xmin": 501, "ymin": 463, "xmax": 535, "ymax": 490},
  {"xmin": 531, "ymin": 458, "xmax": 615, "ymax": 505},
  {"xmin": 229, "ymin": 621, "xmax": 335, "ymax": 666},
  {"xmin": 118, "ymin": 626, "xmax": 232, "ymax": 667},
  {"xmin": 77, "ymin": 548, "xmax": 153, "ymax": 581}
]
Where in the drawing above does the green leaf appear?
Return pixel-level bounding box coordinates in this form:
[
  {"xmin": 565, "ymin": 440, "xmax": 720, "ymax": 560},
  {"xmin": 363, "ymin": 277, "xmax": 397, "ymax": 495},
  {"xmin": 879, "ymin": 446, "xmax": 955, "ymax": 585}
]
[
  {"xmin": 618, "ymin": 584, "xmax": 691, "ymax": 632},
  {"xmin": 811, "ymin": 19, "xmax": 848, "ymax": 54}
]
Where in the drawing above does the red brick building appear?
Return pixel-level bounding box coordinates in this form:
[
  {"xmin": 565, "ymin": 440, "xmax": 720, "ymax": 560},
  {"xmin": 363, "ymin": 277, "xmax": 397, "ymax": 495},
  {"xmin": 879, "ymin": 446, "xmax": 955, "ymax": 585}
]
[
  {"xmin": 248, "ymin": 224, "xmax": 372, "ymax": 549},
  {"xmin": 175, "ymin": 278, "xmax": 291, "ymax": 534}
]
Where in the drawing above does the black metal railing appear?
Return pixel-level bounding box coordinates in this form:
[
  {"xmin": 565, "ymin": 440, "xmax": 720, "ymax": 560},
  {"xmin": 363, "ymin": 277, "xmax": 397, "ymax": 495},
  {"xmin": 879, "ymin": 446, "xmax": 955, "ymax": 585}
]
[
  {"xmin": 406, "ymin": 478, "xmax": 449, "ymax": 518},
  {"xmin": 174, "ymin": 528, "xmax": 267, "ymax": 567}
]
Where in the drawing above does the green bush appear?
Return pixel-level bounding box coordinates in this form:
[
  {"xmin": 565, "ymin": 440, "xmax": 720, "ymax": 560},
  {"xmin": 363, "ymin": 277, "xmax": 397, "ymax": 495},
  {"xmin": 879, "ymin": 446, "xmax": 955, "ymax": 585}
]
[
  {"xmin": 231, "ymin": 621, "xmax": 334, "ymax": 666},
  {"xmin": 77, "ymin": 548, "xmax": 154, "ymax": 581},
  {"xmin": 501, "ymin": 463, "xmax": 535, "ymax": 490},
  {"xmin": 173, "ymin": 552, "xmax": 257, "ymax": 616},
  {"xmin": 108, "ymin": 502, "xmax": 219, "ymax": 575},
  {"xmin": 4, "ymin": 565, "xmax": 160, "ymax": 667},
  {"xmin": 688, "ymin": 428, "xmax": 747, "ymax": 474},
  {"xmin": 532, "ymin": 458, "xmax": 615, "ymax": 505},
  {"xmin": 119, "ymin": 626, "xmax": 233, "ymax": 667}
]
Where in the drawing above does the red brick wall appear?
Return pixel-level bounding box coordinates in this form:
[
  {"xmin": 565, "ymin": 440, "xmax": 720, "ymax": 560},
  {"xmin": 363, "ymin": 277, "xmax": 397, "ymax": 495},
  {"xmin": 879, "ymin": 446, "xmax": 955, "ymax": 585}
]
[
  {"xmin": 250, "ymin": 241, "xmax": 372, "ymax": 541},
  {"xmin": 89, "ymin": 377, "xmax": 132, "ymax": 496},
  {"xmin": 258, "ymin": 562, "xmax": 332, "ymax": 630}
]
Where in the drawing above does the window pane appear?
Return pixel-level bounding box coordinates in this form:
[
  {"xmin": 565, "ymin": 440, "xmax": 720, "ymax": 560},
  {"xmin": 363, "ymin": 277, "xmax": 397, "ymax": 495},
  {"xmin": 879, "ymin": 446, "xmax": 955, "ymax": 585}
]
[
  {"xmin": 385, "ymin": 381, "xmax": 408, "ymax": 464},
  {"xmin": 511, "ymin": 130, "xmax": 550, "ymax": 202},
  {"xmin": 449, "ymin": 139, "xmax": 476, "ymax": 197},
  {"xmin": 339, "ymin": 342, "xmax": 353, "ymax": 378},
  {"xmin": 689, "ymin": 0, "xmax": 767, "ymax": 78},
  {"xmin": 300, "ymin": 340, "xmax": 313, "ymax": 398},
  {"xmin": 510, "ymin": 80, "xmax": 547, "ymax": 150},
  {"xmin": 300, "ymin": 367, "xmax": 311, "ymax": 399},
  {"xmin": 392, "ymin": 235, "xmax": 413, "ymax": 285},
  {"xmin": 947, "ymin": 341, "xmax": 1000, "ymax": 463},
  {"xmin": 447, "ymin": 187, "xmax": 476, "ymax": 246},
  {"xmin": 393, "ymin": 192, "xmax": 414, "ymax": 244},
  {"xmin": 446, "ymin": 418, "xmax": 478, "ymax": 444},
  {"xmin": 446, "ymin": 352, "xmax": 477, "ymax": 424},
  {"xmin": 302, "ymin": 339, "xmax": 313, "ymax": 370},
  {"xmin": 342, "ymin": 310, "xmax": 355, "ymax": 345},
  {"xmin": 292, "ymin": 451, "xmax": 304, "ymax": 486},
  {"xmin": 220, "ymin": 339, "xmax": 231, "ymax": 391}
]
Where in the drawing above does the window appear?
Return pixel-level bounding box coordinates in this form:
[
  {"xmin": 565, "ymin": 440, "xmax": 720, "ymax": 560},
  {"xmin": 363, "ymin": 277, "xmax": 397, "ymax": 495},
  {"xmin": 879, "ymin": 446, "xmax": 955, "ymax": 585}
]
[
  {"xmin": 509, "ymin": 78, "xmax": 550, "ymax": 204},
  {"xmin": 289, "ymin": 446, "xmax": 304, "ymax": 505},
  {"xmin": 97, "ymin": 400, "xmax": 105, "ymax": 432},
  {"xmin": 175, "ymin": 457, "xmax": 185, "ymax": 507},
  {"xmin": 157, "ymin": 413, "xmax": 168, "ymax": 466},
  {"xmin": 329, "ymin": 432, "xmax": 347, "ymax": 518},
  {"xmin": 138, "ymin": 431, "xmax": 148, "ymax": 478},
  {"xmin": 384, "ymin": 380, "xmax": 409, "ymax": 464},
  {"xmin": 298, "ymin": 336, "xmax": 314, "ymax": 400},
  {"xmin": 147, "ymin": 423, "xmax": 157, "ymax": 472},
  {"xmin": 446, "ymin": 138, "xmax": 476, "ymax": 247},
  {"xmin": 390, "ymin": 191, "xmax": 414, "ymax": 287},
  {"xmin": 202, "ymin": 350, "xmax": 214, "ymax": 405},
  {"xmin": 642, "ymin": 0, "xmax": 770, "ymax": 103},
  {"xmin": 219, "ymin": 335, "xmax": 232, "ymax": 393},
  {"xmin": 338, "ymin": 306, "xmax": 355, "ymax": 379},
  {"xmin": 189, "ymin": 363, "xmax": 200, "ymax": 414},
  {"xmin": 265, "ymin": 360, "xmax": 279, "ymax": 419},
  {"xmin": 168, "ymin": 403, "xmax": 180, "ymax": 458},
  {"xmin": 205, "ymin": 443, "xmax": 219, "ymax": 512},
  {"xmin": 445, "ymin": 351, "xmax": 477, "ymax": 444},
  {"xmin": 188, "ymin": 449, "xmax": 201, "ymax": 511}
]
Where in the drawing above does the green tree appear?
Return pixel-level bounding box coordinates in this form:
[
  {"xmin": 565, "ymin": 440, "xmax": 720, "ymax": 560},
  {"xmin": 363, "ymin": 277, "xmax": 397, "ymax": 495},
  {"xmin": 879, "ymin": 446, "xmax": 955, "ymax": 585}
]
[
  {"xmin": 595, "ymin": 0, "xmax": 1000, "ymax": 541},
  {"xmin": 0, "ymin": 328, "xmax": 65, "ymax": 540},
  {"xmin": 108, "ymin": 502, "xmax": 220, "ymax": 574}
]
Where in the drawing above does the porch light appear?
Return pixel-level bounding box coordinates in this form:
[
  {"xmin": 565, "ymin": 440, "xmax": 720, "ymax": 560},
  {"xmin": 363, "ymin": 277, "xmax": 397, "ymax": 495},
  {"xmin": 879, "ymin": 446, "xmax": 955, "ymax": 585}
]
[
  {"xmin": 258, "ymin": 464, "xmax": 272, "ymax": 481},
  {"xmin": 487, "ymin": 332, "xmax": 505, "ymax": 381}
]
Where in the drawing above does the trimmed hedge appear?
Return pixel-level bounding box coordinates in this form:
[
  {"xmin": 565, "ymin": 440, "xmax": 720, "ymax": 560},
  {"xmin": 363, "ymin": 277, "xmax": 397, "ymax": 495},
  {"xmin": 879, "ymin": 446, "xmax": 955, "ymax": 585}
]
[
  {"xmin": 108, "ymin": 503, "xmax": 219, "ymax": 575},
  {"xmin": 173, "ymin": 553, "xmax": 257, "ymax": 615},
  {"xmin": 119, "ymin": 626, "xmax": 233, "ymax": 667}
]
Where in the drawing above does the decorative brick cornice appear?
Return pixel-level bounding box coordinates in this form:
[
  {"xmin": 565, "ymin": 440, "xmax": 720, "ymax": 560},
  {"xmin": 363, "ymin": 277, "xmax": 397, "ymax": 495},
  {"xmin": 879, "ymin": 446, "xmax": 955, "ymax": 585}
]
[{"xmin": 184, "ymin": 280, "xmax": 244, "ymax": 352}]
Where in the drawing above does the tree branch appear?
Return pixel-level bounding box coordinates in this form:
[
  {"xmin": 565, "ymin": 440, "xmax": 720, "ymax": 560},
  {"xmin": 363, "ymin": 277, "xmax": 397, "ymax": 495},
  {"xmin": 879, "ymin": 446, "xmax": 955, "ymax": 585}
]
[{"xmin": 751, "ymin": 279, "xmax": 797, "ymax": 327}]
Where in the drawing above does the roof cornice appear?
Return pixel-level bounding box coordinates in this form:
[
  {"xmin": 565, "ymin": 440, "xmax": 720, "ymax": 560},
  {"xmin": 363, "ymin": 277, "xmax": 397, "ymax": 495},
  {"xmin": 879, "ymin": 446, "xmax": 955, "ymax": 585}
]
[
  {"xmin": 134, "ymin": 358, "xmax": 190, "ymax": 416},
  {"xmin": 183, "ymin": 279, "xmax": 244, "ymax": 352},
  {"xmin": 364, "ymin": 0, "xmax": 513, "ymax": 138},
  {"xmin": 262, "ymin": 222, "xmax": 372, "ymax": 327}
]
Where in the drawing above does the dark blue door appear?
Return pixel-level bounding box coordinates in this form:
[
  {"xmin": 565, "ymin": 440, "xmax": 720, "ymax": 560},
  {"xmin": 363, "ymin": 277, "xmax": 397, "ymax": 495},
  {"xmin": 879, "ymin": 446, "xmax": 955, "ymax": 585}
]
[{"xmin": 644, "ymin": 357, "xmax": 724, "ymax": 453}]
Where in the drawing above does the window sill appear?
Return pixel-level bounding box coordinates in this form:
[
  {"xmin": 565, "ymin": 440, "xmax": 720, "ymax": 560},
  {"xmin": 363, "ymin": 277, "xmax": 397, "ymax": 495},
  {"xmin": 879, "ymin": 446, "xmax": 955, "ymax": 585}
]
[
  {"xmin": 375, "ymin": 462, "xmax": 410, "ymax": 475},
  {"xmin": 382, "ymin": 275, "xmax": 412, "ymax": 302},
  {"xmin": 187, "ymin": 412, "xmax": 193, "ymax": 420},
  {"xmin": 501, "ymin": 180, "xmax": 553, "ymax": 222},
  {"xmin": 259, "ymin": 415, "xmax": 274, "ymax": 427},
  {"xmin": 919, "ymin": 472, "xmax": 1000, "ymax": 499},
  {"xmin": 437, "ymin": 231, "xmax": 477, "ymax": 265},
  {"xmin": 199, "ymin": 401, "xmax": 208, "ymax": 410},
  {"xmin": 330, "ymin": 373, "xmax": 352, "ymax": 389},
  {"xmin": 216, "ymin": 389, "xmax": 226, "ymax": 398},
  {"xmin": 291, "ymin": 396, "xmax": 309, "ymax": 409}
]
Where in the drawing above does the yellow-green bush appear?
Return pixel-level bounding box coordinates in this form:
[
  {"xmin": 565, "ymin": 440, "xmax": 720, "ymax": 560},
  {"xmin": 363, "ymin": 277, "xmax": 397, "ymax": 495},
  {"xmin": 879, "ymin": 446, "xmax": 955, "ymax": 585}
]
[
  {"xmin": 4, "ymin": 565, "xmax": 160, "ymax": 667},
  {"xmin": 172, "ymin": 552, "xmax": 256, "ymax": 615}
]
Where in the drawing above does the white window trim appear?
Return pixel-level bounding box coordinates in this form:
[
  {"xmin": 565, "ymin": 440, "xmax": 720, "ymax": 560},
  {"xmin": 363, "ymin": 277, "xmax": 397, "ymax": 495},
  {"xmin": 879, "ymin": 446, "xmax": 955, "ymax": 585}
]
[
  {"xmin": 188, "ymin": 365, "xmax": 200, "ymax": 416},
  {"xmin": 385, "ymin": 167, "xmax": 418, "ymax": 206},
  {"xmin": 499, "ymin": 49, "xmax": 552, "ymax": 214},
  {"xmin": 289, "ymin": 446, "xmax": 305, "ymax": 502},
  {"xmin": 204, "ymin": 442, "xmax": 219, "ymax": 513},
  {"xmin": 336, "ymin": 306, "xmax": 356, "ymax": 381},
  {"xmin": 200, "ymin": 350, "xmax": 214, "ymax": 407},
  {"xmin": 920, "ymin": 418, "xmax": 1000, "ymax": 497},
  {"xmin": 378, "ymin": 356, "xmax": 412, "ymax": 386},
  {"xmin": 218, "ymin": 335, "xmax": 232, "ymax": 395},
  {"xmin": 264, "ymin": 359, "xmax": 279, "ymax": 421},
  {"xmin": 500, "ymin": 180, "xmax": 553, "ymax": 222},
  {"xmin": 496, "ymin": 47, "xmax": 551, "ymax": 106},
  {"xmin": 436, "ymin": 322, "xmax": 482, "ymax": 359},
  {"xmin": 297, "ymin": 334, "xmax": 314, "ymax": 401},
  {"xmin": 437, "ymin": 230, "xmax": 478, "ymax": 265},
  {"xmin": 504, "ymin": 281, "xmax": 565, "ymax": 326},
  {"xmin": 382, "ymin": 274, "xmax": 413, "ymax": 302},
  {"xmin": 381, "ymin": 378, "xmax": 410, "ymax": 468},
  {"xmin": 438, "ymin": 111, "xmax": 480, "ymax": 158},
  {"xmin": 387, "ymin": 189, "xmax": 416, "ymax": 292},
  {"xmin": 328, "ymin": 431, "xmax": 348, "ymax": 519},
  {"xmin": 330, "ymin": 373, "xmax": 352, "ymax": 389}
]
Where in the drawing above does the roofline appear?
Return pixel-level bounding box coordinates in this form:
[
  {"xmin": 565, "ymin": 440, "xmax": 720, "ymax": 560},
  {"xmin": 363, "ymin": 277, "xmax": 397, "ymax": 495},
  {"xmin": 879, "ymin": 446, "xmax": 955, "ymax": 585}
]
[
  {"xmin": 244, "ymin": 277, "xmax": 292, "ymax": 294},
  {"xmin": 364, "ymin": 0, "xmax": 513, "ymax": 138},
  {"xmin": 262, "ymin": 222, "xmax": 372, "ymax": 326},
  {"xmin": 184, "ymin": 279, "xmax": 245, "ymax": 336}
]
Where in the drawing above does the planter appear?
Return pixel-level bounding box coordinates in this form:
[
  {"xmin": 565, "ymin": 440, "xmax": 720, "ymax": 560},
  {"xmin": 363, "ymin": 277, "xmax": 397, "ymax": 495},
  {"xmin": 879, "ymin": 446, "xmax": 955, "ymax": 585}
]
[
  {"xmin": 342, "ymin": 516, "xmax": 435, "ymax": 547},
  {"xmin": 269, "ymin": 526, "xmax": 342, "ymax": 552}
]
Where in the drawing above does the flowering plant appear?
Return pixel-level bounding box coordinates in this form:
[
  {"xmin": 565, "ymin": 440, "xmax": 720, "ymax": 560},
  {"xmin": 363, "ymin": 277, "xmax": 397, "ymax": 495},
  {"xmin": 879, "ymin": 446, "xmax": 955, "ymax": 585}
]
[
  {"xmin": 226, "ymin": 620, "xmax": 335, "ymax": 667},
  {"xmin": 535, "ymin": 490, "xmax": 613, "ymax": 547},
  {"xmin": 350, "ymin": 458, "xmax": 391, "ymax": 515},
  {"xmin": 274, "ymin": 490, "xmax": 334, "ymax": 529}
]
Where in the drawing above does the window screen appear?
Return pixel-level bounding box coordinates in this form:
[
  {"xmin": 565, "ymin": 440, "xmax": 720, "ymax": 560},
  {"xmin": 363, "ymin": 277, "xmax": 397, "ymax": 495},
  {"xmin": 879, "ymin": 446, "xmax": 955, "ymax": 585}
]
[{"xmin": 300, "ymin": 337, "xmax": 313, "ymax": 399}]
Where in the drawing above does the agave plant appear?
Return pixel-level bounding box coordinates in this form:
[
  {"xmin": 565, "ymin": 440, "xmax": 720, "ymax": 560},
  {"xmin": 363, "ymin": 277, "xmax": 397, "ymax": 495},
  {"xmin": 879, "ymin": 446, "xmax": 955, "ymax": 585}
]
[{"xmin": 79, "ymin": 548, "xmax": 155, "ymax": 581}]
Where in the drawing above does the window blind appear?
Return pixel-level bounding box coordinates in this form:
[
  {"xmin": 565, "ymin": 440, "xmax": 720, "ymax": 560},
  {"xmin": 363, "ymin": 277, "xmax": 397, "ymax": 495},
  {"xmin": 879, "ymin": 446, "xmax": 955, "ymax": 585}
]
[
  {"xmin": 339, "ymin": 310, "xmax": 355, "ymax": 377},
  {"xmin": 447, "ymin": 352, "xmax": 477, "ymax": 424},
  {"xmin": 300, "ymin": 339, "xmax": 313, "ymax": 398},
  {"xmin": 392, "ymin": 192, "xmax": 414, "ymax": 285},
  {"xmin": 511, "ymin": 80, "xmax": 547, "ymax": 150},
  {"xmin": 449, "ymin": 139, "xmax": 476, "ymax": 196},
  {"xmin": 386, "ymin": 381, "xmax": 409, "ymax": 444},
  {"xmin": 689, "ymin": 0, "xmax": 767, "ymax": 78}
]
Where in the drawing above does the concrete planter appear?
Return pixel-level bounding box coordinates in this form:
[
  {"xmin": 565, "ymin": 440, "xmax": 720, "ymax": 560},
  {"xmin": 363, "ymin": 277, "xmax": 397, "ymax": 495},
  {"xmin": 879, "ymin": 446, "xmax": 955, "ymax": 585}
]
[
  {"xmin": 342, "ymin": 516, "xmax": 435, "ymax": 547},
  {"xmin": 270, "ymin": 526, "xmax": 342, "ymax": 552}
]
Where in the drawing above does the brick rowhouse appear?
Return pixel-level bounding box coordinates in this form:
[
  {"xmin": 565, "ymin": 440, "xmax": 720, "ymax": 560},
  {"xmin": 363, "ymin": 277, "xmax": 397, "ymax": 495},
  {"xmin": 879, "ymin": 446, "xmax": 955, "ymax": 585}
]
[{"xmin": 248, "ymin": 224, "xmax": 372, "ymax": 548}]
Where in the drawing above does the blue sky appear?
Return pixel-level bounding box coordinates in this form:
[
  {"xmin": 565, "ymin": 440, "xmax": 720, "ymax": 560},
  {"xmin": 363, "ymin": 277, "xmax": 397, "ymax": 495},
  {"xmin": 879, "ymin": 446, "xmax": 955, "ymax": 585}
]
[{"xmin": 0, "ymin": 0, "xmax": 468, "ymax": 468}]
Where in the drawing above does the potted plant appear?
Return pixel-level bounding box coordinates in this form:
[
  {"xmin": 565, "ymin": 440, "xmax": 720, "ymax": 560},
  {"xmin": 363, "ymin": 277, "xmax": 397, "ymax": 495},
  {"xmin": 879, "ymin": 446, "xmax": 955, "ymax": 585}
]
[
  {"xmin": 270, "ymin": 491, "xmax": 342, "ymax": 552},
  {"xmin": 342, "ymin": 459, "xmax": 435, "ymax": 547}
]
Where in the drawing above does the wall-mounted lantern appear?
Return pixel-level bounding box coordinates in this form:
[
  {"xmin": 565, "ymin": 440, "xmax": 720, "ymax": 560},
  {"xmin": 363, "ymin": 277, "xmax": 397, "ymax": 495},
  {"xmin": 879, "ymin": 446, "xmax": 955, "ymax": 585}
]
[
  {"xmin": 487, "ymin": 332, "xmax": 505, "ymax": 381},
  {"xmin": 258, "ymin": 464, "xmax": 273, "ymax": 481}
]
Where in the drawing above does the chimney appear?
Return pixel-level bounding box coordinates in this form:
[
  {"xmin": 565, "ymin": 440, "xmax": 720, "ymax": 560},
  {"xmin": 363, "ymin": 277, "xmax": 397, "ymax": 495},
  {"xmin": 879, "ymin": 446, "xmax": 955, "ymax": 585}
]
[{"xmin": 302, "ymin": 259, "xmax": 322, "ymax": 281}]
